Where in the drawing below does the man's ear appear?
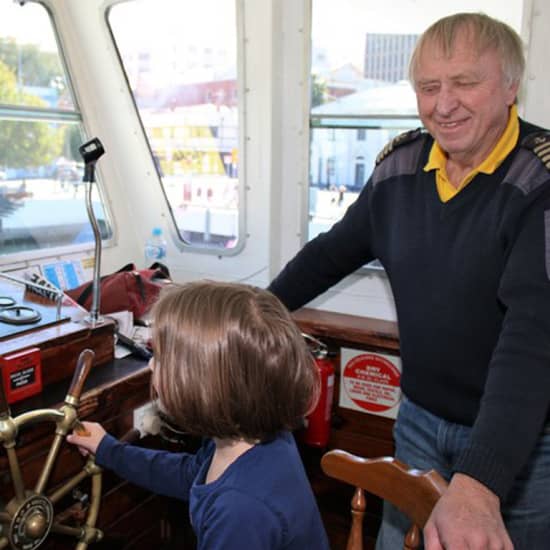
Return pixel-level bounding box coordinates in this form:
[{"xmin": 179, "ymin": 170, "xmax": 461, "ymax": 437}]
[{"xmin": 506, "ymin": 79, "xmax": 520, "ymax": 106}]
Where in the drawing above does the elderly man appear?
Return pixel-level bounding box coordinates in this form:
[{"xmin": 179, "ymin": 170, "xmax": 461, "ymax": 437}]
[{"xmin": 269, "ymin": 12, "xmax": 550, "ymax": 549}]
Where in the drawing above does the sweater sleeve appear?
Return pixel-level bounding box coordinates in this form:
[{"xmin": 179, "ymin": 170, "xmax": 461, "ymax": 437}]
[
  {"xmin": 197, "ymin": 490, "xmax": 284, "ymax": 550},
  {"xmin": 268, "ymin": 181, "xmax": 375, "ymax": 310},
  {"xmin": 96, "ymin": 434, "xmax": 211, "ymax": 500},
  {"xmin": 453, "ymin": 198, "xmax": 550, "ymax": 500}
]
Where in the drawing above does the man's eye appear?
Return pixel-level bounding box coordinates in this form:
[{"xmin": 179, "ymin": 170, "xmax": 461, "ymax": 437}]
[{"xmin": 420, "ymin": 85, "xmax": 438, "ymax": 94}]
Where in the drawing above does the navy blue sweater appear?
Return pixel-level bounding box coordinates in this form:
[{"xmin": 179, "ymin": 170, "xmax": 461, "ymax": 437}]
[
  {"xmin": 96, "ymin": 431, "xmax": 329, "ymax": 550},
  {"xmin": 269, "ymin": 120, "xmax": 550, "ymax": 501}
]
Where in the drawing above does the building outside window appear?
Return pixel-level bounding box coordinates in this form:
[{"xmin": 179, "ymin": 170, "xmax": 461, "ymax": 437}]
[{"xmin": 308, "ymin": 0, "xmax": 523, "ymax": 244}]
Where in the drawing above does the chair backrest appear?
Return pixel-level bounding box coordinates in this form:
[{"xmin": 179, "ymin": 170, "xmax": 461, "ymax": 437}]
[{"xmin": 321, "ymin": 450, "xmax": 448, "ymax": 550}]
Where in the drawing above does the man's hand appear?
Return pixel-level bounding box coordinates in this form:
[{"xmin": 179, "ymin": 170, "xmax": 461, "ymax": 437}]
[
  {"xmin": 424, "ymin": 473, "xmax": 513, "ymax": 550},
  {"xmin": 67, "ymin": 421, "xmax": 106, "ymax": 457}
]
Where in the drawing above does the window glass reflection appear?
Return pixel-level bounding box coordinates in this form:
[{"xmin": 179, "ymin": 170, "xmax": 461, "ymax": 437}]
[
  {"xmin": 0, "ymin": 2, "xmax": 112, "ymax": 258},
  {"xmin": 109, "ymin": 0, "xmax": 240, "ymax": 251},
  {"xmin": 309, "ymin": 0, "xmax": 523, "ymax": 245}
]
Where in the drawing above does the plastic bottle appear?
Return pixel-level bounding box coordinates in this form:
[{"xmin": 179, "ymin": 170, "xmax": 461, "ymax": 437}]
[{"xmin": 144, "ymin": 227, "xmax": 167, "ymax": 264}]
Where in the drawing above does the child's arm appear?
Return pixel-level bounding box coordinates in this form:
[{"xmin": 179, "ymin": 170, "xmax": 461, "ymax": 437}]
[{"xmin": 68, "ymin": 422, "xmax": 208, "ymax": 501}]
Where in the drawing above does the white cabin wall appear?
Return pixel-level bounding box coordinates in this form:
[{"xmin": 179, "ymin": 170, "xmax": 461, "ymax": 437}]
[
  {"xmin": 521, "ymin": 0, "xmax": 550, "ymax": 128},
  {"xmin": 273, "ymin": 0, "xmax": 398, "ymax": 320},
  {"xmin": 43, "ymin": 0, "xmax": 279, "ymax": 288},
  {"xmin": 269, "ymin": 0, "xmax": 308, "ymax": 276}
]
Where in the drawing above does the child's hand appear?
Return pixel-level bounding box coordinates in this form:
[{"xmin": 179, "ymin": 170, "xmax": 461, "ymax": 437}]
[{"xmin": 67, "ymin": 421, "xmax": 106, "ymax": 456}]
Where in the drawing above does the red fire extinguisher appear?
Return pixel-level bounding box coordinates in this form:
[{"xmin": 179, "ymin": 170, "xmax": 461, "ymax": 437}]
[{"xmin": 302, "ymin": 334, "xmax": 335, "ymax": 448}]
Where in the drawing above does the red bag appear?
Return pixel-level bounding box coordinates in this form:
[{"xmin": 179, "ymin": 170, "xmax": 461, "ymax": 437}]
[{"xmin": 66, "ymin": 262, "xmax": 171, "ymax": 319}]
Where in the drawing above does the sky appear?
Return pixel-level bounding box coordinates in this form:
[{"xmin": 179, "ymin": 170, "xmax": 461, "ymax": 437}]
[
  {"xmin": 0, "ymin": 1, "xmax": 58, "ymax": 51},
  {"xmin": 0, "ymin": 0, "xmax": 238, "ymax": 55},
  {"xmin": 313, "ymin": 0, "xmax": 524, "ymax": 69},
  {"xmin": 0, "ymin": 0, "xmax": 524, "ymax": 66},
  {"xmin": 109, "ymin": 0, "xmax": 237, "ymax": 52}
]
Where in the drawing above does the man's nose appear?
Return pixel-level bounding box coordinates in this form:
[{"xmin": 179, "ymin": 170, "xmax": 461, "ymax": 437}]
[{"xmin": 435, "ymin": 86, "xmax": 459, "ymax": 116}]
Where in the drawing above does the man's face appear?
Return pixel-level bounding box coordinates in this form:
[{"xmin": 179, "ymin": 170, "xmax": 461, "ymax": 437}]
[{"xmin": 413, "ymin": 30, "xmax": 519, "ymax": 166}]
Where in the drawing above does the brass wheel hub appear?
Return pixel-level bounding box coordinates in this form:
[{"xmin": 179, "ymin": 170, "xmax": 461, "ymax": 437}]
[{"xmin": 9, "ymin": 495, "xmax": 53, "ymax": 550}]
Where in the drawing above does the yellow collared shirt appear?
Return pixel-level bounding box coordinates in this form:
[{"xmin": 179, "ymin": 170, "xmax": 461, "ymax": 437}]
[{"xmin": 424, "ymin": 105, "xmax": 519, "ymax": 202}]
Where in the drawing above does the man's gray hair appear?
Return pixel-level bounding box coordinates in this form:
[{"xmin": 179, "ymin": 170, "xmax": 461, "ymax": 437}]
[{"xmin": 409, "ymin": 12, "xmax": 525, "ymax": 87}]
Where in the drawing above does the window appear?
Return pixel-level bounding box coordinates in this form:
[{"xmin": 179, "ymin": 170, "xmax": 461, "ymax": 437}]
[
  {"xmin": 308, "ymin": 0, "xmax": 523, "ymax": 243},
  {"xmin": 0, "ymin": 2, "xmax": 112, "ymax": 259},
  {"xmin": 108, "ymin": 0, "xmax": 240, "ymax": 251}
]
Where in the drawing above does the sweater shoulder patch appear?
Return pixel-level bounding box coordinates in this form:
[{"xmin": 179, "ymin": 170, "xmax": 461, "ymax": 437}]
[
  {"xmin": 521, "ymin": 132, "xmax": 550, "ymax": 171},
  {"xmin": 375, "ymin": 128, "xmax": 424, "ymax": 166}
]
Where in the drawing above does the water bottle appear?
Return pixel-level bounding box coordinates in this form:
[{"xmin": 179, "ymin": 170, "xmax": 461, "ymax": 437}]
[{"xmin": 144, "ymin": 227, "xmax": 167, "ymax": 264}]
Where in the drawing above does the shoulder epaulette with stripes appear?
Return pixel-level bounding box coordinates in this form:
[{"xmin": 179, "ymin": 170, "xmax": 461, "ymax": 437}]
[
  {"xmin": 521, "ymin": 131, "xmax": 550, "ymax": 170},
  {"xmin": 375, "ymin": 128, "xmax": 424, "ymax": 166}
]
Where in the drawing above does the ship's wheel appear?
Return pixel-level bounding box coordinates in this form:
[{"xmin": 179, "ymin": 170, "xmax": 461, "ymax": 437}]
[{"xmin": 0, "ymin": 349, "xmax": 103, "ymax": 549}]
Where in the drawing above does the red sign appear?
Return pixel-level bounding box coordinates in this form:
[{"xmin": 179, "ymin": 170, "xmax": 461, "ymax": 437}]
[
  {"xmin": 1, "ymin": 347, "xmax": 43, "ymax": 404},
  {"xmin": 342, "ymin": 353, "xmax": 400, "ymax": 413}
]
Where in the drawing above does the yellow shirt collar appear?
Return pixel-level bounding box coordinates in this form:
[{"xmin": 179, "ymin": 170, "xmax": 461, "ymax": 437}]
[{"xmin": 424, "ymin": 105, "xmax": 519, "ymax": 202}]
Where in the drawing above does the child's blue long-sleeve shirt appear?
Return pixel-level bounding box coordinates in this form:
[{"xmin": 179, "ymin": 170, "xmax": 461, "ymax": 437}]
[{"xmin": 96, "ymin": 430, "xmax": 329, "ymax": 549}]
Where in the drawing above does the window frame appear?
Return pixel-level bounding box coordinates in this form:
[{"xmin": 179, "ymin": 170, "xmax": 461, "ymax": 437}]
[
  {"xmin": 304, "ymin": 0, "xmax": 524, "ymax": 275},
  {"xmin": 105, "ymin": 0, "xmax": 247, "ymax": 257},
  {"xmin": 0, "ymin": 2, "xmax": 115, "ymax": 268}
]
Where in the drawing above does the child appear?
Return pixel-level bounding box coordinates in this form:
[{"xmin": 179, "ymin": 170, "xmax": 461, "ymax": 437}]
[{"xmin": 68, "ymin": 281, "xmax": 329, "ymax": 550}]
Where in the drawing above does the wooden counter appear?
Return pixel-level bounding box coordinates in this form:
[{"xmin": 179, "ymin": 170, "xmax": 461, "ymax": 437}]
[{"xmin": 293, "ymin": 307, "xmax": 399, "ymax": 353}]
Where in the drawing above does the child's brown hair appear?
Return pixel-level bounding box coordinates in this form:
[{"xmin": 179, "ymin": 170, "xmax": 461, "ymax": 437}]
[{"xmin": 150, "ymin": 280, "xmax": 320, "ymax": 441}]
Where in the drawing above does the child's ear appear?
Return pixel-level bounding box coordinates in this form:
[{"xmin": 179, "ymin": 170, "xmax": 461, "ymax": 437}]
[{"xmin": 149, "ymin": 359, "xmax": 160, "ymax": 394}]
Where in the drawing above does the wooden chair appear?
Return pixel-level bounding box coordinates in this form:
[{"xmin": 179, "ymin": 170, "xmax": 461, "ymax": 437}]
[{"xmin": 321, "ymin": 450, "xmax": 448, "ymax": 550}]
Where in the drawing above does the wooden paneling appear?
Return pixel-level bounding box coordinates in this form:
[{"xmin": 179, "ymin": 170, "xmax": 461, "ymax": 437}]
[
  {"xmin": 1, "ymin": 320, "xmax": 115, "ymax": 388},
  {"xmin": 293, "ymin": 307, "xmax": 399, "ymax": 353},
  {"xmin": 294, "ymin": 307, "xmax": 400, "ymax": 550},
  {"xmin": 0, "ymin": 357, "xmax": 190, "ymax": 549}
]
